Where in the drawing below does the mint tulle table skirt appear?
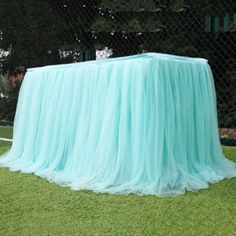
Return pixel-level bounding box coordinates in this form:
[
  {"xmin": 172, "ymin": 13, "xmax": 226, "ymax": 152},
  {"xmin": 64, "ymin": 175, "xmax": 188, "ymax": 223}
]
[{"xmin": 0, "ymin": 53, "xmax": 235, "ymax": 196}]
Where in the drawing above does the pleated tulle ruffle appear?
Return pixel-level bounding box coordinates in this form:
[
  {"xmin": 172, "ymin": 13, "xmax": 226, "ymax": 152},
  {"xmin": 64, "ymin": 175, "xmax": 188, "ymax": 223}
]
[{"xmin": 0, "ymin": 53, "xmax": 235, "ymax": 196}]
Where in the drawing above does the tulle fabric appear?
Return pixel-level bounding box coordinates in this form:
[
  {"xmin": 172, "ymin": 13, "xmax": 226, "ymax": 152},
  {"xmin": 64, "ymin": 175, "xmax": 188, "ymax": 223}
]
[{"xmin": 0, "ymin": 53, "xmax": 235, "ymax": 196}]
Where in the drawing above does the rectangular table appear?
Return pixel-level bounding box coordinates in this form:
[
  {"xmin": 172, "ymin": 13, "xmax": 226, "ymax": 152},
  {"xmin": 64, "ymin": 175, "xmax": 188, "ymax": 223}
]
[{"xmin": 0, "ymin": 53, "xmax": 235, "ymax": 196}]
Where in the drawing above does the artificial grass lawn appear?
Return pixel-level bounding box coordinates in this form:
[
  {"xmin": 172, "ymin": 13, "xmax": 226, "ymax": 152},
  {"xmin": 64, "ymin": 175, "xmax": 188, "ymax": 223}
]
[{"xmin": 0, "ymin": 128, "xmax": 235, "ymax": 236}]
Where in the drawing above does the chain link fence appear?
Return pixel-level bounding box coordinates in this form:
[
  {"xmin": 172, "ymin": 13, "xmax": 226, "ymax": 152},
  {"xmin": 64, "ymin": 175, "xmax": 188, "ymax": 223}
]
[{"xmin": 0, "ymin": 0, "xmax": 236, "ymax": 144}]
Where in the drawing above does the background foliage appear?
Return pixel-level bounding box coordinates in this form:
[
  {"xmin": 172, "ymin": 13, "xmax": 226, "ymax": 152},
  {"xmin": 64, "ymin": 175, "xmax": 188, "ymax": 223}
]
[{"xmin": 0, "ymin": 0, "xmax": 235, "ymax": 130}]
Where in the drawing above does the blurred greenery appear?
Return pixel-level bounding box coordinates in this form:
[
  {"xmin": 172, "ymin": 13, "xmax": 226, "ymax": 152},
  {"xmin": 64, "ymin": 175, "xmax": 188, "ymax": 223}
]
[
  {"xmin": 0, "ymin": 0, "xmax": 64, "ymax": 73},
  {"xmin": 0, "ymin": 74, "xmax": 20, "ymax": 122},
  {"xmin": 0, "ymin": 0, "xmax": 235, "ymax": 127}
]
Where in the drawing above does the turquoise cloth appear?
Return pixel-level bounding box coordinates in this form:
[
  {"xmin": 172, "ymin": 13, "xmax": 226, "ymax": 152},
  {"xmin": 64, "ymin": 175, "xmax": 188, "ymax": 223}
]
[{"xmin": 0, "ymin": 53, "xmax": 235, "ymax": 196}]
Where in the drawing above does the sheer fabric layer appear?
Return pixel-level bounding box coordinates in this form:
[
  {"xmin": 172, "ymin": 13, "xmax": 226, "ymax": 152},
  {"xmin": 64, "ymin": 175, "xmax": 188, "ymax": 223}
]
[{"xmin": 0, "ymin": 53, "xmax": 235, "ymax": 196}]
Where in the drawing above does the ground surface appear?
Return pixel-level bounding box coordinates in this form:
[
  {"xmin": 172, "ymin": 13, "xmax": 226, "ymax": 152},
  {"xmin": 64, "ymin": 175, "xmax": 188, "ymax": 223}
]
[{"xmin": 0, "ymin": 126, "xmax": 235, "ymax": 236}]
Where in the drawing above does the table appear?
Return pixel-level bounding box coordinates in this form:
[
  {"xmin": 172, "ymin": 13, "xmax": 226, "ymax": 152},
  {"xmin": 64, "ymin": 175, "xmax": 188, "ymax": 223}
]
[{"xmin": 0, "ymin": 53, "xmax": 235, "ymax": 196}]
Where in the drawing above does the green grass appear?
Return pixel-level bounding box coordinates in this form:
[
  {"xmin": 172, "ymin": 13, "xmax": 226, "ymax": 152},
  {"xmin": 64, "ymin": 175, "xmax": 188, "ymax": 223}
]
[
  {"xmin": 0, "ymin": 127, "xmax": 236, "ymax": 236},
  {"xmin": 0, "ymin": 126, "xmax": 13, "ymax": 139}
]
